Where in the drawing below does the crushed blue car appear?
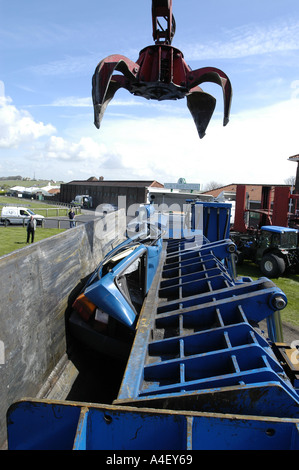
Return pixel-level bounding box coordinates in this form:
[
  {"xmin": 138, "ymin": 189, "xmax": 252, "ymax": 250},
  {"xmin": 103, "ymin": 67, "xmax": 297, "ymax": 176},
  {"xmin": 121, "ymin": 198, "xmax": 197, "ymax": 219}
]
[{"xmin": 69, "ymin": 224, "xmax": 163, "ymax": 359}]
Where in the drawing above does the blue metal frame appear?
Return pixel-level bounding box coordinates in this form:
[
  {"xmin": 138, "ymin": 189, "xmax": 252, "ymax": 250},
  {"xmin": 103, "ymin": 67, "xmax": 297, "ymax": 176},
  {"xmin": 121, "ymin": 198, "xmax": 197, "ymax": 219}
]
[
  {"xmin": 190, "ymin": 201, "xmax": 232, "ymax": 241},
  {"xmin": 6, "ymin": 202, "xmax": 299, "ymax": 450},
  {"xmin": 116, "ymin": 233, "xmax": 299, "ymax": 418},
  {"xmin": 7, "ymin": 399, "xmax": 299, "ymax": 450}
]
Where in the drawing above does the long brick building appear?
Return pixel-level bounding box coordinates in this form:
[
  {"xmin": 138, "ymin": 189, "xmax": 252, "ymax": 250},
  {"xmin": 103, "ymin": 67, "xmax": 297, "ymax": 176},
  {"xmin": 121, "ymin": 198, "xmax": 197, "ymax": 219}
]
[{"xmin": 59, "ymin": 178, "xmax": 164, "ymax": 209}]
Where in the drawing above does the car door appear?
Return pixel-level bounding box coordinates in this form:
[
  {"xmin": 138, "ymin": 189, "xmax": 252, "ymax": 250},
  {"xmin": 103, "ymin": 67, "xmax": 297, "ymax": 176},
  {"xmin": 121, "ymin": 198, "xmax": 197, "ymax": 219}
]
[{"xmin": 19, "ymin": 209, "xmax": 30, "ymax": 225}]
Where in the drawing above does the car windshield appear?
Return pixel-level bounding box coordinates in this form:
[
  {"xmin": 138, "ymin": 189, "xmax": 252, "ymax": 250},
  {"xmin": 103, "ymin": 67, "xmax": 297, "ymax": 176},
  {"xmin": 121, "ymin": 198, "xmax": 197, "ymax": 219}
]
[
  {"xmin": 280, "ymin": 231, "xmax": 298, "ymax": 248},
  {"xmin": 28, "ymin": 209, "xmax": 35, "ymax": 215}
]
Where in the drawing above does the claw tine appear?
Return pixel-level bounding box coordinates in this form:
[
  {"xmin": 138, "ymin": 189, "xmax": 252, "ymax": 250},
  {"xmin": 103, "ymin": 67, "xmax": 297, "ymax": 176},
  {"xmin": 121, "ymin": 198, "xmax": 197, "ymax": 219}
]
[
  {"xmin": 92, "ymin": 75, "xmax": 125, "ymax": 129},
  {"xmin": 187, "ymin": 67, "xmax": 232, "ymax": 127},
  {"xmin": 187, "ymin": 91, "xmax": 216, "ymax": 139},
  {"xmin": 92, "ymin": 55, "xmax": 140, "ymax": 128}
]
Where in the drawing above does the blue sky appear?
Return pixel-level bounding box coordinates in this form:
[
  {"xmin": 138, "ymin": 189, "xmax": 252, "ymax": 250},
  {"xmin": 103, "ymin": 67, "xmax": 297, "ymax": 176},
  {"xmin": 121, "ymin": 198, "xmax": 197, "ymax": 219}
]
[{"xmin": 1, "ymin": 0, "xmax": 299, "ymax": 188}]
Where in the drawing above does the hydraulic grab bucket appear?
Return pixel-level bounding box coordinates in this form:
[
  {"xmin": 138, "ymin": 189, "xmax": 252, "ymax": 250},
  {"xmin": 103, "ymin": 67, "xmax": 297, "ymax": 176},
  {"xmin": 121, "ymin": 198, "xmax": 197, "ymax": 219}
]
[{"xmin": 92, "ymin": 0, "xmax": 232, "ymax": 138}]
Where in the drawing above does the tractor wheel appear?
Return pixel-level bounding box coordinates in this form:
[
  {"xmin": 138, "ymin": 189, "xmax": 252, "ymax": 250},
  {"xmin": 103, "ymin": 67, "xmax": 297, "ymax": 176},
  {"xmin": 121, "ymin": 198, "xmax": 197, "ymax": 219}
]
[{"xmin": 260, "ymin": 254, "xmax": 285, "ymax": 278}]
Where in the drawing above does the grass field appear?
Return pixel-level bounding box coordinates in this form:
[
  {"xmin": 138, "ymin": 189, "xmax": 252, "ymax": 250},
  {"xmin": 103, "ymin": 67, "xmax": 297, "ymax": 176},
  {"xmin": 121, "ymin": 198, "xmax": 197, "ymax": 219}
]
[
  {"xmin": 0, "ymin": 196, "xmax": 79, "ymax": 217},
  {"xmin": 0, "ymin": 195, "xmax": 55, "ymax": 208},
  {"xmin": 0, "ymin": 179, "xmax": 53, "ymax": 188},
  {"xmin": 237, "ymin": 262, "xmax": 299, "ymax": 327},
  {"xmin": 0, "ymin": 226, "xmax": 65, "ymax": 257}
]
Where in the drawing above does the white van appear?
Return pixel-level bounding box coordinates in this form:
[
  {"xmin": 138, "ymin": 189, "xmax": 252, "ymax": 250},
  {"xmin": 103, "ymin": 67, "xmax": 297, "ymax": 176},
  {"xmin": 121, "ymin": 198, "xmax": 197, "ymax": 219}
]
[{"xmin": 1, "ymin": 206, "xmax": 44, "ymax": 226}]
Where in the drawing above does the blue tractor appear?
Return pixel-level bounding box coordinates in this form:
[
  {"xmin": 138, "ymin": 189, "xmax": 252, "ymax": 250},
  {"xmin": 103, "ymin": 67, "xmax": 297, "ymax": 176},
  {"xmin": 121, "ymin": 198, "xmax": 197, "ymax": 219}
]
[{"xmin": 231, "ymin": 225, "xmax": 299, "ymax": 278}]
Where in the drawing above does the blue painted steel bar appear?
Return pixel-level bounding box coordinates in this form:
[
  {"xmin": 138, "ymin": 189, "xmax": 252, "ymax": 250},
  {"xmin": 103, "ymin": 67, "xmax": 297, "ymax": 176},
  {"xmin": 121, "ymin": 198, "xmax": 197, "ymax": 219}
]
[
  {"xmin": 7, "ymin": 399, "xmax": 299, "ymax": 450},
  {"xmin": 116, "ymin": 233, "xmax": 299, "ymax": 418}
]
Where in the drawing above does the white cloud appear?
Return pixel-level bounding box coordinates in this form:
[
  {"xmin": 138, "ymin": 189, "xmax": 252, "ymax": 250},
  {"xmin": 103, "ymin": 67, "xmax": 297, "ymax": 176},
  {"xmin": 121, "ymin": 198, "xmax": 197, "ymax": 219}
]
[
  {"xmin": 182, "ymin": 20, "xmax": 299, "ymax": 60},
  {"xmin": 86, "ymin": 97, "xmax": 299, "ymax": 186},
  {"xmin": 35, "ymin": 95, "xmax": 185, "ymax": 111},
  {"xmin": 50, "ymin": 97, "xmax": 92, "ymax": 107},
  {"xmin": 0, "ymin": 81, "xmax": 55, "ymax": 149},
  {"xmin": 1, "ymin": 77, "xmax": 298, "ymax": 186},
  {"xmin": 190, "ymin": 99, "xmax": 299, "ymax": 186},
  {"xmin": 42, "ymin": 135, "xmax": 108, "ymax": 162},
  {"xmin": 0, "ymin": 81, "xmax": 118, "ymax": 178}
]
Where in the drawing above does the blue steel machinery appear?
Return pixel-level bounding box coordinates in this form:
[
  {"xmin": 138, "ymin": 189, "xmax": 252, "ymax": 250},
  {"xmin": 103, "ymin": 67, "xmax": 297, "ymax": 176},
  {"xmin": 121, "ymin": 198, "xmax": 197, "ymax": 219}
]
[
  {"xmin": 6, "ymin": 1, "xmax": 299, "ymax": 450},
  {"xmin": 7, "ymin": 202, "xmax": 299, "ymax": 450}
]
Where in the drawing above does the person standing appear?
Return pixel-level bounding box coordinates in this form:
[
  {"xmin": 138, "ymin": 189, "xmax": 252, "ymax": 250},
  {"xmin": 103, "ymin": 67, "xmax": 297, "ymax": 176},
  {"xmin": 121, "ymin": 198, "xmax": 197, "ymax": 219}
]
[
  {"xmin": 26, "ymin": 215, "xmax": 36, "ymax": 243},
  {"xmin": 68, "ymin": 208, "xmax": 75, "ymax": 228}
]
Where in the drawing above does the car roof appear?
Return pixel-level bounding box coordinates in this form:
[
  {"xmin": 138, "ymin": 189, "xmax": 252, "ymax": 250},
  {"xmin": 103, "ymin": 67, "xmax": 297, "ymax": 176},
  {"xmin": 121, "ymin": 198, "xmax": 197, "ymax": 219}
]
[{"xmin": 2, "ymin": 206, "xmax": 27, "ymax": 210}]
